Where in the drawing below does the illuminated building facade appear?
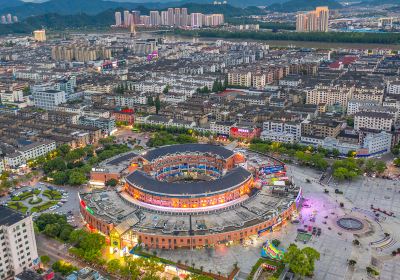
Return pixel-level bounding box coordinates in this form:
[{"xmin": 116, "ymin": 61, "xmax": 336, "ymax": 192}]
[{"xmin": 83, "ymin": 144, "xmax": 301, "ymax": 250}]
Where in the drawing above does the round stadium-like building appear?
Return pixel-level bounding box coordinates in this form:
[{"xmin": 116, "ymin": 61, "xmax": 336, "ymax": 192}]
[{"xmin": 82, "ymin": 144, "xmax": 302, "ymax": 250}]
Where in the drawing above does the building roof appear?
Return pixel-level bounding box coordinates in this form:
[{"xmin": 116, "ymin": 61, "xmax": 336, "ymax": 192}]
[
  {"xmin": 107, "ymin": 151, "xmax": 138, "ymax": 165},
  {"xmin": 355, "ymin": 111, "xmax": 393, "ymax": 119},
  {"xmin": 15, "ymin": 270, "xmax": 43, "ymax": 280},
  {"xmin": 0, "ymin": 206, "xmax": 26, "ymax": 226},
  {"xmin": 142, "ymin": 144, "xmax": 235, "ymax": 162},
  {"xmin": 126, "ymin": 166, "xmax": 251, "ymax": 197}
]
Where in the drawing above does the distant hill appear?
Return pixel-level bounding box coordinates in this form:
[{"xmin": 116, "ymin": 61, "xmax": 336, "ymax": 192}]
[
  {"xmin": 0, "ymin": 0, "xmax": 25, "ymax": 9},
  {"xmin": 357, "ymin": 0, "xmax": 400, "ymax": 5},
  {"xmin": 1, "ymin": 0, "xmax": 267, "ymax": 19},
  {"xmin": 0, "ymin": 0, "xmax": 141, "ymax": 19},
  {"xmin": 181, "ymin": 3, "xmax": 265, "ymax": 16},
  {"xmin": 0, "ymin": 9, "xmax": 127, "ymax": 36},
  {"xmin": 268, "ymin": 0, "xmax": 342, "ymax": 13}
]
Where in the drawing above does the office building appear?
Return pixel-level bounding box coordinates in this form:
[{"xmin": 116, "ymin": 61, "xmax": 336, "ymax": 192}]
[
  {"xmin": 296, "ymin": 6, "xmax": 329, "ymax": 32},
  {"xmin": 0, "ymin": 206, "xmax": 39, "ymax": 278},
  {"xmin": 33, "ymin": 29, "xmax": 46, "ymax": 42}
]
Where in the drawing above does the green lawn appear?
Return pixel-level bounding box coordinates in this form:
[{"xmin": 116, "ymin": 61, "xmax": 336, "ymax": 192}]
[
  {"xmin": 31, "ymin": 201, "xmax": 58, "ymax": 213},
  {"xmin": 42, "ymin": 189, "xmax": 62, "ymax": 200},
  {"xmin": 247, "ymin": 258, "xmax": 285, "ymax": 280},
  {"xmin": 11, "ymin": 189, "xmax": 41, "ymax": 201},
  {"xmin": 7, "ymin": 201, "xmax": 28, "ymax": 214}
]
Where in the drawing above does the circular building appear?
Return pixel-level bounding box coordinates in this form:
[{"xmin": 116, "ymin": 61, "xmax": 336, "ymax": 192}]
[
  {"xmin": 80, "ymin": 144, "xmax": 302, "ymax": 250},
  {"xmin": 125, "ymin": 144, "xmax": 252, "ymax": 209}
]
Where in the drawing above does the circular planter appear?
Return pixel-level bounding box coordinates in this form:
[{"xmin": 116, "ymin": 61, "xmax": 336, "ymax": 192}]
[{"xmin": 28, "ymin": 197, "xmax": 43, "ymax": 205}]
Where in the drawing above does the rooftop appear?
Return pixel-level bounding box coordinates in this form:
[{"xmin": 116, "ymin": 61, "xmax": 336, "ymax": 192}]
[
  {"xmin": 0, "ymin": 206, "xmax": 26, "ymax": 226},
  {"xmin": 142, "ymin": 143, "xmax": 235, "ymax": 162}
]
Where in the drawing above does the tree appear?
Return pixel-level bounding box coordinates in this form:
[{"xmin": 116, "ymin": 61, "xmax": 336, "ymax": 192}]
[
  {"xmin": 346, "ymin": 117, "xmax": 354, "ymax": 127},
  {"xmin": 68, "ymin": 170, "xmax": 87, "ymax": 186},
  {"xmin": 40, "ymin": 255, "xmax": 51, "ymax": 266},
  {"xmin": 394, "ymin": 158, "xmax": 400, "ymax": 167},
  {"xmin": 364, "ymin": 159, "xmax": 375, "ymax": 173},
  {"xmin": 52, "ymin": 260, "xmax": 78, "ymax": 276},
  {"xmin": 43, "ymin": 157, "xmax": 66, "ymax": 173},
  {"xmin": 105, "ymin": 178, "xmax": 118, "ymax": 187},
  {"xmin": 283, "ymin": 244, "xmax": 320, "ymax": 278},
  {"xmin": 115, "ymin": 84, "xmax": 124, "ymax": 94},
  {"xmin": 333, "ymin": 167, "xmax": 348, "ymax": 181},
  {"xmin": 22, "ymin": 86, "xmax": 30, "ymax": 95},
  {"xmin": 147, "ymin": 96, "xmax": 155, "ymax": 106},
  {"xmin": 163, "ymin": 85, "xmax": 169, "ymax": 94},
  {"xmin": 347, "ymin": 150, "xmax": 356, "ymax": 158},
  {"xmin": 375, "ymin": 161, "xmax": 386, "ymax": 174},
  {"xmin": 57, "ymin": 144, "xmax": 71, "ymax": 157},
  {"xmin": 107, "ymin": 259, "xmax": 121, "ymax": 274},
  {"xmin": 69, "ymin": 230, "xmax": 106, "ymax": 262},
  {"xmin": 155, "ymin": 95, "xmax": 161, "ymax": 114},
  {"xmin": 332, "ymin": 148, "xmax": 340, "ymax": 157},
  {"xmin": 43, "ymin": 223, "xmax": 62, "ymax": 238},
  {"xmin": 272, "ymin": 239, "xmax": 281, "ymax": 247},
  {"xmin": 52, "ymin": 171, "xmax": 68, "ymax": 185},
  {"xmin": 0, "ymin": 179, "xmax": 12, "ymax": 191},
  {"xmin": 59, "ymin": 227, "xmax": 73, "ymax": 241}
]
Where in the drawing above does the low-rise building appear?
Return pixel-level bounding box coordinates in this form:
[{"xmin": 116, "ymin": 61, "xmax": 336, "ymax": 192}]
[
  {"xmin": 301, "ymin": 119, "xmax": 342, "ymax": 138},
  {"xmin": 261, "ymin": 130, "xmax": 296, "ymax": 143},
  {"xmin": 354, "ymin": 111, "xmax": 393, "ymax": 132},
  {"xmin": 4, "ymin": 141, "xmax": 56, "ymax": 168},
  {"xmin": 112, "ymin": 109, "xmax": 135, "ymax": 125},
  {"xmin": 32, "ymin": 89, "xmax": 66, "ymax": 110},
  {"xmin": 347, "ymin": 99, "xmax": 380, "ymax": 115},
  {"xmin": 79, "ymin": 116, "xmax": 116, "ymax": 134},
  {"xmin": 229, "ymin": 124, "xmax": 261, "ymax": 140},
  {"xmin": 209, "ymin": 121, "xmax": 235, "ymax": 136},
  {"xmin": 387, "ymin": 81, "xmax": 400, "ymax": 95}
]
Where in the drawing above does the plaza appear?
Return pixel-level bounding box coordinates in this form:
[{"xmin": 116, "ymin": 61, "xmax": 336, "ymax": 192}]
[{"xmin": 151, "ymin": 164, "xmax": 400, "ymax": 280}]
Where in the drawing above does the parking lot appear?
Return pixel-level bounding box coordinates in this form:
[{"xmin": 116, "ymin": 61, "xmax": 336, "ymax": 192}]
[{"xmin": 1, "ymin": 182, "xmax": 85, "ymax": 227}]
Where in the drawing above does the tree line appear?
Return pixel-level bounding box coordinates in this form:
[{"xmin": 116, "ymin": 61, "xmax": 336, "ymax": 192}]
[{"xmin": 174, "ymin": 29, "xmax": 400, "ymax": 45}]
